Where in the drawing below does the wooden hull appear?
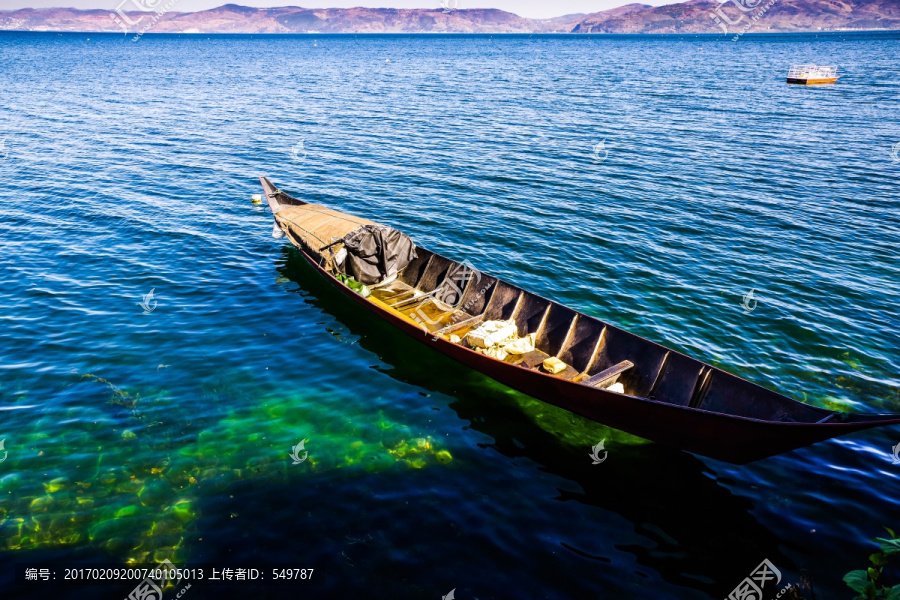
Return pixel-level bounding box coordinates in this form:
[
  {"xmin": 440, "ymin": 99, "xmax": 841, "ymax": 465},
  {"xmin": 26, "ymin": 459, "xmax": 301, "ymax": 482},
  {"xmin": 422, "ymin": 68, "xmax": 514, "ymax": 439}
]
[
  {"xmin": 261, "ymin": 178, "xmax": 900, "ymax": 464},
  {"xmin": 787, "ymin": 77, "xmax": 839, "ymax": 85}
]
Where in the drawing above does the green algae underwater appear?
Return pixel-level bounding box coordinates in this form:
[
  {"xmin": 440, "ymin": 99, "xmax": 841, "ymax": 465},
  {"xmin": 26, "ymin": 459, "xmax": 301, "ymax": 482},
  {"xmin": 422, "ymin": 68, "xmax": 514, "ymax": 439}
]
[
  {"xmin": 0, "ymin": 372, "xmax": 453, "ymax": 564},
  {"xmin": 0, "ymin": 362, "xmax": 646, "ymax": 567}
]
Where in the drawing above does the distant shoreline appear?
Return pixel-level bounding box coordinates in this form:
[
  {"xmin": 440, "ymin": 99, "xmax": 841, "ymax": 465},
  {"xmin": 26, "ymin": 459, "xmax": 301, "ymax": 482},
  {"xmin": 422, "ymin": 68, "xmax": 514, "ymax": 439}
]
[
  {"xmin": 2, "ymin": 29, "xmax": 899, "ymax": 35},
  {"xmin": 3, "ymin": 2, "xmax": 899, "ymax": 36}
]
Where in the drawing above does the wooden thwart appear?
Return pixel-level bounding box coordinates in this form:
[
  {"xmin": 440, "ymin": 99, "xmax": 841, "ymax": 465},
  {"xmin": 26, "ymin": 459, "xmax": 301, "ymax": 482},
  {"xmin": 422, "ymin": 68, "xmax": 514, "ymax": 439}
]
[
  {"xmin": 389, "ymin": 291, "xmax": 436, "ymax": 309},
  {"xmin": 584, "ymin": 360, "xmax": 634, "ymax": 389},
  {"xmin": 435, "ymin": 314, "xmax": 484, "ymax": 337}
]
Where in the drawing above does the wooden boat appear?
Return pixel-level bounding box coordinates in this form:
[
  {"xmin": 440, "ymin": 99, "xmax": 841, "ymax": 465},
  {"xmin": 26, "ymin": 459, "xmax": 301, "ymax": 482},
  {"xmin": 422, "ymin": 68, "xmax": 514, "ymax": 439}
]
[
  {"xmin": 786, "ymin": 64, "xmax": 839, "ymax": 85},
  {"xmin": 260, "ymin": 177, "xmax": 900, "ymax": 464}
]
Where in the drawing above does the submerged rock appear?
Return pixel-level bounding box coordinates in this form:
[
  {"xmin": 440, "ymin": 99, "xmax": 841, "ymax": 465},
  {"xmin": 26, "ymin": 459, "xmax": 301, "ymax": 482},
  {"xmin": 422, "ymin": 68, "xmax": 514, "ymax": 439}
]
[
  {"xmin": 139, "ymin": 481, "xmax": 172, "ymax": 507},
  {"xmin": 44, "ymin": 477, "xmax": 69, "ymax": 493},
  {"xmin": 167, "ymin": 499, "xmax": 195, "ymax": 523},
  {"xmin": 115, "ymin": 505, "xmax": 139, "ymax": 518}
]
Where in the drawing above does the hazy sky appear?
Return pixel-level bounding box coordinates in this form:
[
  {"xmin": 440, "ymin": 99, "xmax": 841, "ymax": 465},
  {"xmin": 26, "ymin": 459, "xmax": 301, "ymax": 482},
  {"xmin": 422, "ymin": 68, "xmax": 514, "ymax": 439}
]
[{"xmin": 1, "ymin": 0, "xmax": 674, "ymax": 19}]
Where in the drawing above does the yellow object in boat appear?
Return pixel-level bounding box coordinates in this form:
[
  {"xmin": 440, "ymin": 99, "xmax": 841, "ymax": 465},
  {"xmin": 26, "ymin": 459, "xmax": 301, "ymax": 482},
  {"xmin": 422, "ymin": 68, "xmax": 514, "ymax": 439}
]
[
  {"xmin": 467, "ymin": 320, "xmax": 517, "ymax": 349},
  {"xmin": 542, "ymin": 357, "xmax": 566, "ymax": 374},
  {"xmin": 503, "ymin": 333, "xmax": 536, "ymax": 355}
]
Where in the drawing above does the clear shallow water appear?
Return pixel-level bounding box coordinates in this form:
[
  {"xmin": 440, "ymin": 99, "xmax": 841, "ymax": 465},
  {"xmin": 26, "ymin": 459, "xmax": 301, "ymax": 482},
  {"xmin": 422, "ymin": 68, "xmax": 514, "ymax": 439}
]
[{"xmin": 0, "ymin": 30, "xmax": 898, "ymax": 599}]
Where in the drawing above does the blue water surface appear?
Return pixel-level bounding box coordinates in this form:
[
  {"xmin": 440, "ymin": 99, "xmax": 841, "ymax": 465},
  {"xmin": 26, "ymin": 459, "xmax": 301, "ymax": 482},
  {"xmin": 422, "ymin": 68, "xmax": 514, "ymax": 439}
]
[{"xmin": 0, "ymin": 30, "xmax": 898, "ymax": 599}]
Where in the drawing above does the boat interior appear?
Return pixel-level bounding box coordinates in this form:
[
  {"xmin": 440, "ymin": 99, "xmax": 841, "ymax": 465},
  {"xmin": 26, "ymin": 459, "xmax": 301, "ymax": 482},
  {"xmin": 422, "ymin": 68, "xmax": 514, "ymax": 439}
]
[{"xmin": 361, "ymin": 246, "xmax": 836, "ymax": 424}]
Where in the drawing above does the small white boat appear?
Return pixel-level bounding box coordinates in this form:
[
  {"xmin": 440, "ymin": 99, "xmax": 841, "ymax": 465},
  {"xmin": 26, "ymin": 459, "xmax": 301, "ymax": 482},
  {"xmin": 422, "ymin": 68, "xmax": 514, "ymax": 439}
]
[{"xmin": 787, "ymin": 64, "xmax": 839, "ymax": 85}]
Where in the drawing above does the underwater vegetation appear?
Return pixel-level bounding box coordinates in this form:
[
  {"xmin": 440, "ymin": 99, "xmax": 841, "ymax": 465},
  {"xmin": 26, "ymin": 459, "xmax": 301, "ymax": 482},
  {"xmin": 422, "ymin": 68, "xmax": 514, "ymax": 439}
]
[
  {"xmin": 0, "ymin": 342, "xmax": 647, "ymax": 569},
  {"xmin": 0, "ymin": 372, "xmax": 453, "ymax": 565}
]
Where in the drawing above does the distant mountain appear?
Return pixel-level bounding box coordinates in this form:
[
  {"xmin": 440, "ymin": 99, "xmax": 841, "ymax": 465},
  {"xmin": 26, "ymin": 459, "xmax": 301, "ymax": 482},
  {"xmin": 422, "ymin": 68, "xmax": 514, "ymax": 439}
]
[
  {"xmin": 570, "ymin": 0, "xmax": 900, "ymax": 33},
  {"xmin": 550, "ymin": 4, "xmax": 652, "ymax": 32},
  {"xmin": 1, "ymin": 1, "xmax": 899, "ymax": 35},
  {"xmin": 0, "ymin": 5, "xmax": 536, "ymax": 34}
]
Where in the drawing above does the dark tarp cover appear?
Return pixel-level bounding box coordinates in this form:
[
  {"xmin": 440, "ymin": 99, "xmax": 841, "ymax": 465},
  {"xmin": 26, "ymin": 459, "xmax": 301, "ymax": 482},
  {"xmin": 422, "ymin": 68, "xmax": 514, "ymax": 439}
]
[{"xmin": 339, "ymin": 225, "xmax": 417, "ymax": 285}]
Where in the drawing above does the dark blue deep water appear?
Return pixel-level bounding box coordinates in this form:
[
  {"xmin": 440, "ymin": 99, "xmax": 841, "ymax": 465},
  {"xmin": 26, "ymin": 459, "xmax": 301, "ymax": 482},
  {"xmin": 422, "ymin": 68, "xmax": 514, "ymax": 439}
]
[{"xmin": 0, "ymin": 30, "xmax": 898, "ymax": 599}]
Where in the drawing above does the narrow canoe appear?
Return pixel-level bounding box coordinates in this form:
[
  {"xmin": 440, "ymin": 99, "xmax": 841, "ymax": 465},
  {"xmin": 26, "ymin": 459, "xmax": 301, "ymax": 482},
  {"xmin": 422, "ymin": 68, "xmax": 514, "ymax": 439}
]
[{"xmin": 260, "ymin": 177, "xmax": 900, "ymax": 464}]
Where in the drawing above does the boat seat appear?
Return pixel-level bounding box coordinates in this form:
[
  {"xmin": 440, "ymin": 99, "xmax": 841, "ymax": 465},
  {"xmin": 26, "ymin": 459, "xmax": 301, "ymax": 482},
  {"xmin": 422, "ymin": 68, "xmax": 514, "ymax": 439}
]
[{"xmin": 583, "ymin": 360, "xmax": 634, "ymax": 389}]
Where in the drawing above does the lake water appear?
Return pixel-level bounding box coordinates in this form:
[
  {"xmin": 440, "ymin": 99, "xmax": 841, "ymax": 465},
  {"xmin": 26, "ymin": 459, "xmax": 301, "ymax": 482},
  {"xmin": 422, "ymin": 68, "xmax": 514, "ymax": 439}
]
[{"xmin": 0, "ymin": 30, "xmax": 898, "ymax": 599}]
